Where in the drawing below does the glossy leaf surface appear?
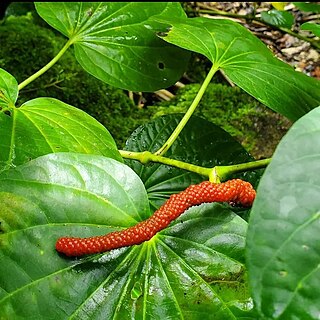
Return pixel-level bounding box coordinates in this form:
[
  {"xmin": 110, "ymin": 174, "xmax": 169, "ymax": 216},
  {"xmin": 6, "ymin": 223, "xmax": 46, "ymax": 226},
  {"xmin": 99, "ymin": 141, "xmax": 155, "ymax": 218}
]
[
  {"xmin": 35, "ymin": 2, "xmax": 190, "ymax": 92},
  {"xmin": 0, "ymin": 97, "xmax": 121, "ymax": 172},
  {"xmin": 260, "ymin": 9, "xmax": 294, "ymax": 29},
  {"xmin": 0, "ymin": 152, "xmax": 251, "ymax": 319},
  {"xmin": 154, "ymin": 17, "xmax": 320, "ymax": 121},
  {"xmin": 246, "ymin": 106, "xmax": 320, "ymax": 319}
]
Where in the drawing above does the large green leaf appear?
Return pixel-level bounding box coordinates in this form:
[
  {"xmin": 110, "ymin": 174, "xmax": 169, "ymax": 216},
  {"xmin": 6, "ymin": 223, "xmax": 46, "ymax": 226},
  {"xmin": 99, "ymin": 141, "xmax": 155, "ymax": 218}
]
[
  {"xmin": 34, "ymin": 2, "xmax": 190, "ymax": 92},
  {"xmin": 0, "ymin": 152, "xmax": 252, "ymax": 319},
  {"xmin": 0, "ymin": 96, "xmax": 121, "ymax": 172},
  {"xmin": 153, "ymin": 17, "xmax": 320, "ymax": 121},
  {"xmin": 124, "ymin": 114, "xmax": 261, "ymax": 212},
  {"xmin": 246, "ymin": 106, "xmax": 320, "ymax": 319}
]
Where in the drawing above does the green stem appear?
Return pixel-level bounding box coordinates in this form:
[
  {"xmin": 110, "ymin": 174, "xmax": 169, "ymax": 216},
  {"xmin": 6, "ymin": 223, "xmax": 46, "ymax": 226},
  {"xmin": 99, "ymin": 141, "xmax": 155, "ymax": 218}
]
[
  {"xmin": 217, "ymin": 158, "xmax": 271, "ymax": 181},
  {"xmin": 120, "ymin": 150, "xmax": 212, "ymax": 177},
  {"xmin": 120, "ymin": 150, "xmax": 271, "ymax": 183},
  {"xmin": 190, "ymin": 9, "xmax": 320, "ymax": 50},
  {"xmin": 277, "ymin": 27, "xmax": 320, "ymax": 50},
  {"xmin": 18, "ymin": 39, "xmax": 73, "ymax": 91},
  {"xmin": 154, "ymin": 64, "xmax": 219, "ymax": 156}
]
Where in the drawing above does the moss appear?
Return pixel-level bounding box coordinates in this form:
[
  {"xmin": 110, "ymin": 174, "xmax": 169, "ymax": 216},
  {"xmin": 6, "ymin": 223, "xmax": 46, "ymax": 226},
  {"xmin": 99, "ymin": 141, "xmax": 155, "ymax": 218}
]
[
  {"xmin": 0, "ymin": 15, "xmax": 153, "ymax": 148},
  {"xmin": 3, "ymin": 3, "xmax": 36, "ymax": 20},
  {"xmin": 151, "ymin": 83, "xmax": 292, "ymax": 159}
]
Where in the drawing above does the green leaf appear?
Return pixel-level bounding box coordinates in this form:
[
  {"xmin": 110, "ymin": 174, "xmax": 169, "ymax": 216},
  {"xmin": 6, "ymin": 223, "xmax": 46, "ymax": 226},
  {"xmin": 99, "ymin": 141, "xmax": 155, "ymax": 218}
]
[
  {"xmin": 0, "ymin": 153, "xmax": 251, "ymax": 319},
  {"xmin": 0, "ymin": 68, "xmax": 18, "ymax": 109},
  {"xmin": 0, "ymin": 97, "xmax": 122, "ymax": 172},
  {"xmin": 260, "ymin": 9, "xmax": 294, "ymax": 29},
  {"xmin": 124, "ymin": 114, "xmax": 261, "ymax": 212},
  {"xmin": 294, "ymin": 2, "xmax": 320, "ymax": 13},
  {"xmin": 301, "ymin": 22, "xmax": 320, "ymax": 37},
  {"xmin": 154, "ymin": 17, "xmax": 320, "ymax": 121},
  {"xmin": 34, "ymin": 2, "xmax": 190, "ymax": 92},
  {"xmin": 246, "ymin": 106, "xmax": 320, "ymax": 319}
]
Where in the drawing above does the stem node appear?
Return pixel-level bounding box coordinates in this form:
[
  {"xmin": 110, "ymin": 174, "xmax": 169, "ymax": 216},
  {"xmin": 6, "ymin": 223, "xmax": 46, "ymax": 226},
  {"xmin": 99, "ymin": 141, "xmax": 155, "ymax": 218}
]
[
  {"xmin": 140, "ymin": 151, "xmax": 152, "ymax": 165},
  {"xmin": 209, "ymin": 167, "xmax": 221, "ymax": 183}
]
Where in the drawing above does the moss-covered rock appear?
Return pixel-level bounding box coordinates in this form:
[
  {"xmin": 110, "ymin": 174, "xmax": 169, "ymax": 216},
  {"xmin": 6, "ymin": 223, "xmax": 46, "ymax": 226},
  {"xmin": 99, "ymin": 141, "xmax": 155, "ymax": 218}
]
[
  {"xmin": 0, "ymin": 15, "xmax": 153, "ymax": 148},
  {"xmin": 151, "ymin": 83, "xmax": 292, "ymax": 159}
]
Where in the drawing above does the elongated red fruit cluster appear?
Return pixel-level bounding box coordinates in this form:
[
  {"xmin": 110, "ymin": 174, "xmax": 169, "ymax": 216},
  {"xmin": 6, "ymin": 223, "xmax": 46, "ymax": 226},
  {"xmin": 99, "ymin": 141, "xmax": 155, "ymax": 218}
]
[{"xmin": 56, "ymin": 179, "xmax": 255, "ymax": 257}]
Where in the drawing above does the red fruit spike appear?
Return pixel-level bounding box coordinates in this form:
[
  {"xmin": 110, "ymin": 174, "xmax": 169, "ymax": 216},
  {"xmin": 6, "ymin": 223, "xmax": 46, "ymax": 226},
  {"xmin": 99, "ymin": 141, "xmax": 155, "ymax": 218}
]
[{"xmin": 56, "ymin": 179, "xmax": 256, "ymax": 257}]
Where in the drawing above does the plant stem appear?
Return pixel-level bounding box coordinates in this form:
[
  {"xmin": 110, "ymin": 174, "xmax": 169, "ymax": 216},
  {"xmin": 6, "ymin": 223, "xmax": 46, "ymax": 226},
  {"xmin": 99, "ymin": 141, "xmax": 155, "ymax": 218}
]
[
  {"xmin": 120, "ymin": 150, "xmax": 271, "ymax": 183},
  {"xmin": 119, "ymin": 150, "xmax": 212, "ymax": 177},
  {"xmin": 217, "ymin": 158, "xmax": 271, "ymax": 180},
  {"xmin": 154, "ymin": 64, "xmax": 219, "ymax": 156},
  {"xmin": 18, "ymin": 39, "xmax": 73, "ymax": 91}
]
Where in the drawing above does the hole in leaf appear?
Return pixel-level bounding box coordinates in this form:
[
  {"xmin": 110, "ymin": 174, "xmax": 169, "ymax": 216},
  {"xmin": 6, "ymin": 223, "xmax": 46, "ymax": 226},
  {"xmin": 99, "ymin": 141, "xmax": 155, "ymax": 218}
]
[
  {"xmin": 4, "ymin": 110, "xmax": 11, "ymax": 117},
  {"xmin": 131, "ymin": 280, "xmax": 143, "ymax": 300},
  {"xmin": 157, "ymin": 31, "xmax": 168, "ymax": 37},
  {"xmin": 279, "ymin": 270, "xmax": 288, "ymax": 277},
  {"xmin": 158, "ymin": 62, "xmax": 165, "ymax": 70}
]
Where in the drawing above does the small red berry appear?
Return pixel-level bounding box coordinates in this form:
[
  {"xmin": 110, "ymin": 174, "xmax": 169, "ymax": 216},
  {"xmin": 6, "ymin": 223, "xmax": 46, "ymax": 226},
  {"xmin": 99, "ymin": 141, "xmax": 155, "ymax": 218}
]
[{"xmin": 56, "ymin": 179, "xmax": 256, "ymax": 256}]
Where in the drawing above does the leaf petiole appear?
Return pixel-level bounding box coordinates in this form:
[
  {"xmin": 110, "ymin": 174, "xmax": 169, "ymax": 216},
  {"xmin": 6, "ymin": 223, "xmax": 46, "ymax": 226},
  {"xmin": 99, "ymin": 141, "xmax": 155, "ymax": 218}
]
[
  {"xmin": 120, "ymin": 150, "xmax": 271, "ymax": 182},
  {"xmin": 216, "ymin": 158, "xmax": 271, "ymax": 180},
  {"xmin": 18, "ymin": 39, "xmax": 74, "ymax": 91},
  {"xmin": 120, "ymin": 150, "xmax": 212, "ymax": 177},
  {"xmin": 154, "ymin": 63, "xmax": 219, "ymax": 156}
]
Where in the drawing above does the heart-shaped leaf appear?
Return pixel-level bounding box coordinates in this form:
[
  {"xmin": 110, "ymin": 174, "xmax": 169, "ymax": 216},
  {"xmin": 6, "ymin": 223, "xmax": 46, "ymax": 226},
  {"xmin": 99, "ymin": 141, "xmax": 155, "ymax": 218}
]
[
  {"xmin": 0, "ymin": 96, "xmax": 121, "ymax": 172},
  {"xmin": 124, "ymin": 114, "xmax": 261, "ymax": 212},
  {"xmin": 153, "ymin": 17, "xmax": 320, "ymax": 121},
  {"xmin": 261, "ymin": 9, "xmax": 294, "ymax": 29},
  {"xmin": 246, "ymin": 106, "xmax": 320, "ymax": 319},
  {"xmin": 0, "ymin": 152, "xmax": 252, "ymax": 319},
  {"xmin": 34, "ymin": 2, "xmax": 190, "ymax": 92}
]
